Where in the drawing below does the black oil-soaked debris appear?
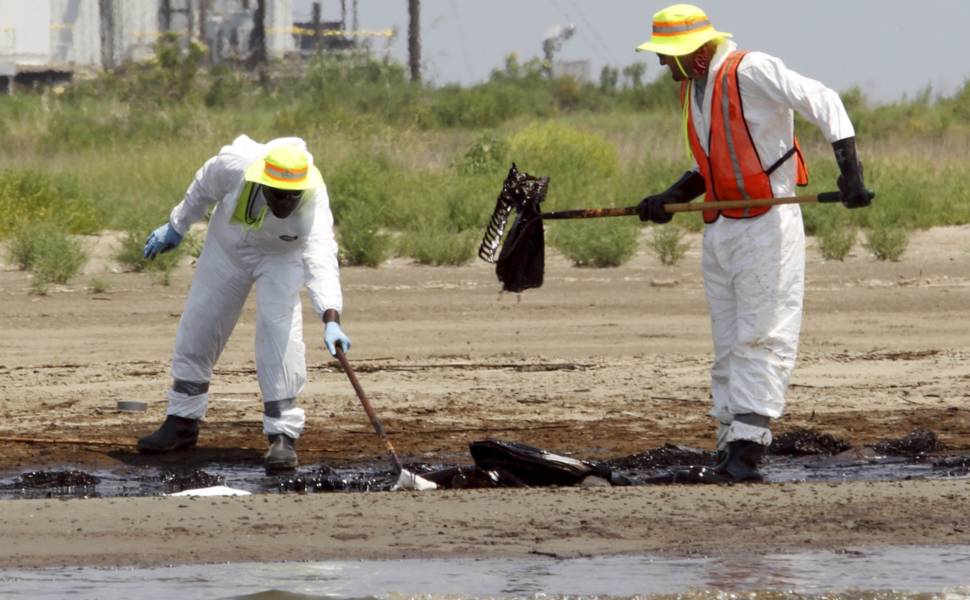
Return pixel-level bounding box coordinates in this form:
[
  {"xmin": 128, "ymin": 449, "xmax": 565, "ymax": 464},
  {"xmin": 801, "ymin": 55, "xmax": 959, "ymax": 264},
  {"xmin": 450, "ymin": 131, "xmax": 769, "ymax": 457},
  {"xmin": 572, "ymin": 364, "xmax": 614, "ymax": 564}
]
[
  {"xmin": 604, "ymin": 443, "xmax": 716, "ymax": 470},
  {"xmin": 870, "ymin": 428, "xmax": 944, "ymax": 457},
  {"xmin": 412, "ymin": 465, "xmax": 504, "ymax": 489},
  {"xmin": 151, "ymin": 469, "xmax": 225, "ymax": 493},
  {"xmin": 769, "ymin": 428, "xmax": 852, "ymax": 456},
  {"xmin": 933, "ymin": 455, "xmax": 970, "ymax": 476},
  {"xmin": 1, "ymin": 431, "xmax": 968, "ymax": 500},
  {"xmin": 277, "ymin": 464, "xmax": 394, "ymax": 493},
  {"xmin": 10, "ymin": 470, "xmax": 100, "ymax": 489},
  {"xmin": 0, "ymin": 470, "xmax": 102, "ymax": 499},
  {"xmin": 468, "ymin": 439, "xmax": 627, "ymax": 486}
]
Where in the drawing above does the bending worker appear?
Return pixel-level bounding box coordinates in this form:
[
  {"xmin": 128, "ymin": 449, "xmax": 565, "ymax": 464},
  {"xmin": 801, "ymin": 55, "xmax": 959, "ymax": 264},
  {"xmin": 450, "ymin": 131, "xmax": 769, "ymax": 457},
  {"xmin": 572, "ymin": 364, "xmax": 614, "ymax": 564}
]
[
  {"xmin": 136, "ymin": 135, "xmax": 351, "ymax": 474},
  {"xmin": 635, "ymin": 4, "xmax": 869, "ymax": 482}
]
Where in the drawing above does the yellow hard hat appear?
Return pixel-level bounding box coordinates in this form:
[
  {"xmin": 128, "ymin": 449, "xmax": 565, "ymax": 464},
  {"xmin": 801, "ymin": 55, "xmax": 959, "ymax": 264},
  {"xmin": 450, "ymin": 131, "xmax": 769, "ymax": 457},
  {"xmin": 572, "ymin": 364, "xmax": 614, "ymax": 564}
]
[
  {"xmin": 635, "ymin": 4, "xmax": 731, "ymax": 56},
  {"xmin": 245, "ymin": 145, "xmax": 323, "ymax": 191}
]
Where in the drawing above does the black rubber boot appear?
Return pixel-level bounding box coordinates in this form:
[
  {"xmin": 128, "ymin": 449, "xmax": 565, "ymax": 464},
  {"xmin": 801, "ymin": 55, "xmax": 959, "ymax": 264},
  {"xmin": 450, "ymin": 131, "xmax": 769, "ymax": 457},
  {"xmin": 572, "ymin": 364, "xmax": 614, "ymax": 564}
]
[
  {"xmin": 671, "ymin": 441, "xmax": 765, "ymax": 484},
  {"xmin": 137, "ymin": 415, "xmax": 199, "ymax": 454},
  {"xmin": 265, "ymin": 434, "xmax": 298, "ymax": 473},
  {"xmin": 714, "ymin": 440, "xmax": 765, "ymax": 482}
]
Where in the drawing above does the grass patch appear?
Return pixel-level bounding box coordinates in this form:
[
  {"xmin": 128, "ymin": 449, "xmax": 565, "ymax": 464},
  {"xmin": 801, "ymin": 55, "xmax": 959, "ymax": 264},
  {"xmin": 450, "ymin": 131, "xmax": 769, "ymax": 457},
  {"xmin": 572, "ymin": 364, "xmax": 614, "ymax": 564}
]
[
  {"xmin": 336, "ymin": 206, "xmax": 393, "ymax": 267},
  {"xmin": 6, "ymin": 222, "xmax": 88, "ymax": 291},
  {"xmin": 864, "ymin": 224, "xmax": 909, "ymax": 261},
  {"xmin": 88, "ymin": 277, "xmax": 111, "ymax": 294},
  {"xmin": 549, "ymin": 218, "xmax": 639, "ymax": 267},
  {"xmin": 647, "ymin": 225, "xmax": 690, "ymax": 265},
  {"xmin": 398, "ymin": 229, "xmax": 477, "ymax": 266},
  {"xmin": 115, "ymin": 229, "xmax": 186, "ymax": 274},
  {"xmin": 0, "ymin": 170, "xmax": 102, "ymax": 238},
  {"xmin": 816, "ymin": 222, "xmax": 857, "ymax": 261}
]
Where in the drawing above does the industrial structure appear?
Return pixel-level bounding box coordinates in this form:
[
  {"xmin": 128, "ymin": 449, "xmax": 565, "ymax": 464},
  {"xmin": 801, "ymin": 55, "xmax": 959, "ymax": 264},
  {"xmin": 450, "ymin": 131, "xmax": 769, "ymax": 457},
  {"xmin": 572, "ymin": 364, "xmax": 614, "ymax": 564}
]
[{"xmin": 0, "ymin": 0, "xmax": 326, "ymax": 94}]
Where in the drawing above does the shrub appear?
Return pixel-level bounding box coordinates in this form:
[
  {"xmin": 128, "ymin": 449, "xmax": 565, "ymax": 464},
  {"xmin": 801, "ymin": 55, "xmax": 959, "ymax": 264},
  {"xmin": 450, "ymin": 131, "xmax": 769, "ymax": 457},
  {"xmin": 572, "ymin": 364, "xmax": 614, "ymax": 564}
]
[
  {"xmin": 115, "ymin": 229, "xmax": 185, "ymax": 273},
  {"xmin": 864, "ymin": 225, "xmax": 909, "ymax": 261},
  {"xmin": 88, "ymin": 277, "xmax": 111, "ymax": 294},
  {"xmin": 0, "ymin": 170, "xmax": 101, "ymax": 238},
  {"xmin": 33, "ymin": 235, "xmax": 86, "ymax": 285},
  {"xmin": 325, "ymin": 153, "xmax": 395, "ymax": 228},
  {"xmin": 7, "ymin": 222, "xmax": 87, "ymax": 288},
  {"xmin": 508, "ymin": 123, "xmax": 618, "ymax": 205},
  {"xmin": 442, "ymin": 180, "xmax": 496, "ymax": 234},
  {"xmin": 7, "ymin": 226, "xmax": 39, "ymax": 270},
  {"xmin": 647, "ymin": 225, "xmax": 690, "ymax": 265},
  {"xmin": 456, "ymin": 134, "xmax": 510, "ymax": 176},
  {"xmin": 549, "ymin": 218, "xmax": 638, "ymax": 267},
  {"xmin": 336, "ymin": 205, "xmax": 392, "ymax": 267},
  {"xmin": 816, "ymin": 222, "xmax": 857, "ymax": 261},
  {"xmin": 398, "ymin": 229, "xmax": 476, "ymax": 266}
]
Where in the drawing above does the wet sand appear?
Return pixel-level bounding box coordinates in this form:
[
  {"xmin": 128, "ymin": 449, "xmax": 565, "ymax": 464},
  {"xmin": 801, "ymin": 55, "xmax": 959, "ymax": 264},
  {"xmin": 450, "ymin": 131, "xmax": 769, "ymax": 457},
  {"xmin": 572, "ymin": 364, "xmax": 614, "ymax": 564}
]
[{"xmin": 1, "ymin": 226, "xmax": 969, "ymax": 567}]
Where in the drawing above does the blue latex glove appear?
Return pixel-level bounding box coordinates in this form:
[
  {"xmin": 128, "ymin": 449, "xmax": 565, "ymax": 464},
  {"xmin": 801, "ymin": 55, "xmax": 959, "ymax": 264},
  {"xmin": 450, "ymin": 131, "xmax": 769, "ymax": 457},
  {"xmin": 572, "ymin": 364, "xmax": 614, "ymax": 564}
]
[
  {"xmin": 143, "ymin": 222, "xmax": 183, "ymax": 260},
  {"xmin": 324, "ymin": 321, "xmax": 351, "ymax": 356}
]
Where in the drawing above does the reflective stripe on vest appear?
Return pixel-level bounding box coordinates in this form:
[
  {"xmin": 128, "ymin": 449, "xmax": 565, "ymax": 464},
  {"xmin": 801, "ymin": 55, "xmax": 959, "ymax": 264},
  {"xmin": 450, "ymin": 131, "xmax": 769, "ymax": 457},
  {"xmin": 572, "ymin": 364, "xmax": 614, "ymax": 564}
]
[{"xmin": 681, "ymin": 51, "xmax": 808, "ymax": 224}]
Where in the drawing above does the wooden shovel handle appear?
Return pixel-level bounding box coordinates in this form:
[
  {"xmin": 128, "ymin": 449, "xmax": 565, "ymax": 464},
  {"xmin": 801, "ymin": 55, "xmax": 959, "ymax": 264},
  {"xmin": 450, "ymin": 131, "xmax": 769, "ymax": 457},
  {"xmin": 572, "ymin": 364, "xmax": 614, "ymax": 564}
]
[
  {"xmin": 539, "ymin": 191, "xmax": 847, "ymax": 220},
  {"xmin": 335, "ymin": 345, "xmax": 404, "ymax": 473}
]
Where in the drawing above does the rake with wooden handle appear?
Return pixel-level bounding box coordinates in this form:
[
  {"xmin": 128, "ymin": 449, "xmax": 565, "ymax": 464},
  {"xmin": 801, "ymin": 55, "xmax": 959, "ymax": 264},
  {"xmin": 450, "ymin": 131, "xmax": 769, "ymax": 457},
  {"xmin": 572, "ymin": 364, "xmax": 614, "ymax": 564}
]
[{"xmin": 479, "ymin": 164, "xmax": 874, "ymax": 293}]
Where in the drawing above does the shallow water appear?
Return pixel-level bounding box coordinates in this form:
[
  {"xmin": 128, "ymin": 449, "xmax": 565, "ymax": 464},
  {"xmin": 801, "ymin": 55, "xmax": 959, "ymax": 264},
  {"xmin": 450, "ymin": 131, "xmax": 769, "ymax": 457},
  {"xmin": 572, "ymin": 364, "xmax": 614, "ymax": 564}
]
[{"xmin": 1, "ymin": 546, "xmax": 969, "ymax": 599}]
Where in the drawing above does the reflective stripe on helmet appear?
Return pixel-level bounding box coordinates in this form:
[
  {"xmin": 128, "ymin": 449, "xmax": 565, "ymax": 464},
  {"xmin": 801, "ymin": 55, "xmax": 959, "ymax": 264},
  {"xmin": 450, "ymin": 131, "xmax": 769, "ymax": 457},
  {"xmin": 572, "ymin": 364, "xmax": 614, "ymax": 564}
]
[
  {"xmin": 653, "ymin": 17, "xmax": 713, "ymax": 37},
  {"xmin": 264, "ymin": 161, "xmax": 309, "ymax": 183}
]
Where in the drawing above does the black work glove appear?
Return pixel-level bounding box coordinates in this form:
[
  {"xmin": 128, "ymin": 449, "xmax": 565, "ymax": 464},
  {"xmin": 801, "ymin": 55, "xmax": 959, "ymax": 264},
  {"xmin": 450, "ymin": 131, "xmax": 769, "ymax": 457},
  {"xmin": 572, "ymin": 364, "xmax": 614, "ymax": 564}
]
[
  {"xmin": 638, "ymin": 194, "xmax": 675, "ymax": 224},
  {"xmin": 637, "ymin": 170, "xmax": 706, "ymax": 224},
  {"xmin": 833, "ymin": 137, "xmax": 870, "ymax": 209}
]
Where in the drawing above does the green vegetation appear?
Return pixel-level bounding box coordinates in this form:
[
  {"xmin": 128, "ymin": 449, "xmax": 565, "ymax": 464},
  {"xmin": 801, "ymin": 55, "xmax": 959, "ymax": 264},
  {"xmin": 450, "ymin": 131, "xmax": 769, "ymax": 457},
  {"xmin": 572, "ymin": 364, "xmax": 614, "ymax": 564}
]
[
  {"xmin": 549, "ymin": 217, "xmax": 639, "ymax": 267},
  {"xmin": 115, "ymin": 230, "xmax": 186, "ymax": 275},
  {"xmin": 864, "ymin": 224, "xmax": 910, "ymax": 262},
  {"xmin": 816, "ymin": 222, "xmax": 857, "ymax": 261},
  {"xmin": 2, "ymin": 42, "xmax": 969, "ymax": 276},
  {"xmin": 88, "ymin": 277, "xmax": 111, "ymax": 294},
  {"xmin": 647, "ymin": 225, "xmax": 691, "ymax": 266},
  {"xmin": 6, "ymin": 222, "xmax": 88, "ymax": 293}
]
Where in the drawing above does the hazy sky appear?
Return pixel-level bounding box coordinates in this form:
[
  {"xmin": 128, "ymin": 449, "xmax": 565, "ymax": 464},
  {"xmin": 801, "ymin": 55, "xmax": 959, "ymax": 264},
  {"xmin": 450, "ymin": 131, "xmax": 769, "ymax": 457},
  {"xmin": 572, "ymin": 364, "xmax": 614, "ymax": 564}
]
[{"xmin": 297, "ymin": 0, "xmax": 970, "ymax": 103}]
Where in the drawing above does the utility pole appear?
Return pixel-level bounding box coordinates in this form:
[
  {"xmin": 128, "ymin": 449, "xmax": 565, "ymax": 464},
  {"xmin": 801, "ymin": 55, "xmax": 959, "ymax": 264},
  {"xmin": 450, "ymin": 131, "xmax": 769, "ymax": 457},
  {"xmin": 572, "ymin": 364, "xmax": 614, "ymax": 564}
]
[
  {"xmin": 312, "ymin": 2, "xmax": 322, "ymax": 57},
  {"xmin": 99, "ymin": 0, "xmax": 115, "ymax": 69},
  {"xmin": 199, "ymin": 0, "xmax": 208, "ymax": 43},
  {"xmin": 248, "ymin": 0, "xmax": 267, "ymax": 66},
  {"xmin": 160, "ymin": 0, "xmax": 172, "ymax": 31},
  {"xmin": 408, "ymin": 0, "xmax": 420, "ymax": 83}
]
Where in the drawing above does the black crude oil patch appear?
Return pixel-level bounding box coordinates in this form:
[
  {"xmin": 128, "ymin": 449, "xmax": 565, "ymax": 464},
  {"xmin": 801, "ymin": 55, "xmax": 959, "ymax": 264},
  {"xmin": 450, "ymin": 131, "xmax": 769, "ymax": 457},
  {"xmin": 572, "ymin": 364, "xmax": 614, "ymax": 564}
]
[
  {"xmin": 769, "ymin": 429, "xmax": 852, "ymax": 456},
  {"xmin": 604, "ymin": 443, "xmax": 716, "ymax": 470},
  {"xmin": 0, "ymin": 470, "xmax": 101, "ymax": 499},
  {"xmin": 869, "ymin": 428, "xmax": 944, "ymax": 457},
  {"xmin": 149, "ymin": 469, "xmax": 225, "ymax": 493},
  {"xmin": 277, "ymin": 464, "xmax": 394, "ymax": 493},
  {"xmin": 933, "ymin": 456, "xmax": 970, "ymax": 476},
  {"xmin": 10, "ymin": 470, "xmax": 100, "ymax": 488},
  {"xmin": 1, "ymin": 430, "xmax": 968, "ymax": 499}
]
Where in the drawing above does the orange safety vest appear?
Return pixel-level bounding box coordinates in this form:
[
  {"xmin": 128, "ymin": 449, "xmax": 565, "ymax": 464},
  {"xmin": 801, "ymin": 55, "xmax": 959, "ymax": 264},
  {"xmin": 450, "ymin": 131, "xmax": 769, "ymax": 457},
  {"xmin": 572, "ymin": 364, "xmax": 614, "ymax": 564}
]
[{"xmin": 682, "ymin": 50, "xmax": 809, "ymax": 224}]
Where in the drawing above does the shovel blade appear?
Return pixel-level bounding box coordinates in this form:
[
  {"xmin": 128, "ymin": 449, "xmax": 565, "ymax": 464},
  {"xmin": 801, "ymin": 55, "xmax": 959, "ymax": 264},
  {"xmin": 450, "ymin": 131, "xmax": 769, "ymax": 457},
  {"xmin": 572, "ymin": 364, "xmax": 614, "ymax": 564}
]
[{"xmin": 391, "ymin": 469, "xmax": 438, "ymax": 491}]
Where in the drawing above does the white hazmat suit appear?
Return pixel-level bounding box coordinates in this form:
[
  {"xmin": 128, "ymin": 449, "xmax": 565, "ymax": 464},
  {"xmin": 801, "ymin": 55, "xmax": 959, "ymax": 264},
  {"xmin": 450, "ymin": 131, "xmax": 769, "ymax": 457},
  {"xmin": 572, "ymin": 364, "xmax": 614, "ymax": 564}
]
[
  {"xmin": 690, "ymin": 40, "xmax": 855, "ymax": 449},
  {"xmin": 163, "ymin": 135, "xmax": 342, "ymax": 440}
]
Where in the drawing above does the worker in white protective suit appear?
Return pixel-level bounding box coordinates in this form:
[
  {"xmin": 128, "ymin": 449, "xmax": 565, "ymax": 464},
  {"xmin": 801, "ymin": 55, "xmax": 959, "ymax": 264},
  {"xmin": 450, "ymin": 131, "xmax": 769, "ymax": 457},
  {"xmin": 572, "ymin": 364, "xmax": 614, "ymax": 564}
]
[
  {"xmin": 635, "ymin": 4, "xmax": 870, "ymax": 483},
  {"xmin": 136, "ymin": 135, "xmax": 351, "ymax": 474}
]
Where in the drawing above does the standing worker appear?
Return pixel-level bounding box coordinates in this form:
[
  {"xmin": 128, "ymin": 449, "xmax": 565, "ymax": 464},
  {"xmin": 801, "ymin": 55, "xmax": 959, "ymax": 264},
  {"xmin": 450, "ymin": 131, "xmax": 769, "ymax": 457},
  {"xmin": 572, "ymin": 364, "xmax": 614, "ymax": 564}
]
[
  {"xmin": 136, "ymin": 135, "xmax": 352, "ymax": 474},
  {"xmin": 635, "ymin": 4, "xmax": 869, "ymax": 482}
]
